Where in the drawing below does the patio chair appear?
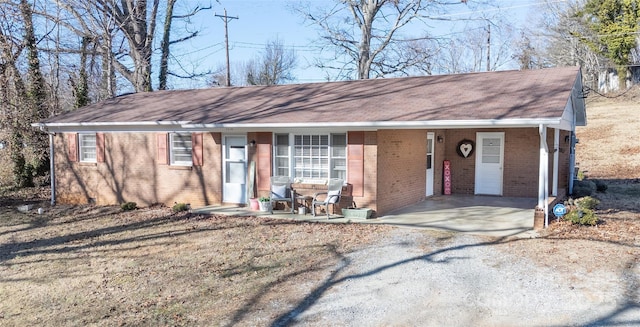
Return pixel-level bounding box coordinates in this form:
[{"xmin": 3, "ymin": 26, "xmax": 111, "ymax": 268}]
[
  {"xmin": 312, "ymin": 178, "xmax": 344, "ymax": 219},
  {"xmin": 270, "ymin": 176, "xmax": 294, "ymax": 214}
]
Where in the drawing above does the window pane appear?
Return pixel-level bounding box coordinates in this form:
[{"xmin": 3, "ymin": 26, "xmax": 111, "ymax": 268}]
[
  {"xmin": 482, "ymin": 155, "xmax": 500, "ymax": 164},
  {"xmin": 275, "ymin": 134, "xmax": 289, "ymax": 146},
  {"xmin": 290, "ymin": 134, "xmax": 346, "ymax": 181},
  {"xmin": 79, "ymin": 134, "xmax": 97, "ymax": 162},
  {"xmin": 276, "ymin": 145, "xmax": 288, "ymax": 156},
  {"xmin": 332, "ymin": 134, "xmax": 346, "ymax": 146},
  {"xmin": 171, "ymin": 133, "xmax": 192, "ymax": 165}
]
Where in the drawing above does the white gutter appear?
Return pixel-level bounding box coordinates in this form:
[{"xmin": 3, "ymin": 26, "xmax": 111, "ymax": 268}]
[
  {"xmin": 31, "ymin": 121, "xmax": 192, "ymax": 128},
  {"xmin": 33, "ymin": 118, "xmax": 573, "ymax": 133},
  {"xmin": 181, "ymin": 118, "xmax": 564, "ymax": 130}
]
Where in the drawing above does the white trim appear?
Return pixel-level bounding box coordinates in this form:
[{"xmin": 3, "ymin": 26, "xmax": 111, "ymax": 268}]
[
  {"xmin": 169, "ymin": 133, "xmax": 193, "ymax": 166},
  {"xmin": 78, "ymin": 133, "xmax": 97, "ymax": 163},
  {"xmin": 182, "ymin": 118, "xmax": 563, "ymax": 130},
  {"xmin": 553, "ymin": 128, "xmax": 559, "ymax": 197},
  {"xmin": 34, "ymin": 118, "xmax": 575, "ymax": 133},
  {"xmin": 538, "ymin": 125, "xmax": 549, "ymax": 228},
  {"xmin": 273, "ymin": 133, "xmax": 347, "ymax": 181},
  {"xmin": 474, "ymin": 132, "xmax": 504, "ymax": 196},
  {"xmin": 426, "ymin": 132, "xmax": 435, "ymax": 197},
  {"xmin": 222, "ymin": 135, "xmax": 247, "ymax": 204}
]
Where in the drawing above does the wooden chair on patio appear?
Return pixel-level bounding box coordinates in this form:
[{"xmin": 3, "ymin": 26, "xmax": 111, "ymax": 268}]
[{"xmin": 312, "ymin": 178, "xmax": 344, "ymax": 219}]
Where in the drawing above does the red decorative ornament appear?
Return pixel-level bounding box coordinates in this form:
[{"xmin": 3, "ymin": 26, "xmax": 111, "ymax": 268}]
[{"xmin": 444, "ymin": 160, "xmax": 451, "ymax": 195}]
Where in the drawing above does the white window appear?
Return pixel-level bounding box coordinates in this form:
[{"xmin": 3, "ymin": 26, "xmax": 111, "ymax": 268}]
[
  {"xmin": 170, "ymin": 133, "xmax": 192, "ymax": 166},
  {"xmin": 79, "ymin": 133, "xmax": 97, "ymax": 162},
  {"xmin": 274, "ymin": 133, "xmax": 347, "ymax": 180},
  {"xmin": 274, "ymin": 134, "xmax": 290, "ymax": 176}
]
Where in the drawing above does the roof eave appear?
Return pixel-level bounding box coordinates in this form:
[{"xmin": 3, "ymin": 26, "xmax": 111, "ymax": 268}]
[
  {"xmin": 33, "ymin": 118, "xmax": 565, "ymax": 133},
  {"xmin": 183, "ymin": 119, "xmax": 562, "ymax": 130}
]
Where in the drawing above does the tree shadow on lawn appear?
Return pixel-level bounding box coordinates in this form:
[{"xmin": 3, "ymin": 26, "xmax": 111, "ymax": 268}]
[{"xmin": 0, "ymin": 210, "xmax": 270, "ymax": 264}]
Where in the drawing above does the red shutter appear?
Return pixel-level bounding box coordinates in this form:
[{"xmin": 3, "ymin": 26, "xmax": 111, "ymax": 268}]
[
  {"xmin": 192, "ymin": 133, "xmax": 203, "ymax": 166},
  {"xmin": 347, "ymin": 131, "xmax": 365, "ymax": 197},
  {"xmin": 157, "ymin": 133, "xmax": 168, "ymax": 165},
  {"xmin": 96, "ymin": 133, "xmax": 105, "ymax": 163},
  {"xmin": 67, "ymin": 133, "xmax": 78, "ymax": 162}
]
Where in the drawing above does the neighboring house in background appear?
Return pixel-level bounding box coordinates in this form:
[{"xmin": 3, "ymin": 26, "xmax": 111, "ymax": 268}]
[{"xmin": 33, "ymin": 66, "xmax": 587, "ymax": 221}]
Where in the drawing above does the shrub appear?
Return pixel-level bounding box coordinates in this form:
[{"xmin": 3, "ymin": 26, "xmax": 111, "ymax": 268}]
[
  {"xmin": 572, "ymin": 180, "xmax": 596, "ymax": 197},
  {"xmin": 563, "ymin": 207, "xmax": 598, "ymax": 226},
  {"xmin": 120, "ymin": 202, "xmax": 137, "ymax": 211},
  {"xmin": 172, "ymin": 202, "xmax": 189, "ymax": 212},
  {"xmin": 593, "ymin": 179, "xmax": 608, "ymax": 193},
  {"xmin": 259, "ymin": 196, "xmax": 270, "ymax": 202},
  {"xmin": 576, "ymin": 196, "xmax": 600, "ymax": 210}
]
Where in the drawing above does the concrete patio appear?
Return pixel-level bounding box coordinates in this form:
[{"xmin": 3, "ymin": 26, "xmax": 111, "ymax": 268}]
[{"xmin": 193, "ymin": 195, "xmax": 538, "ymax": 238}]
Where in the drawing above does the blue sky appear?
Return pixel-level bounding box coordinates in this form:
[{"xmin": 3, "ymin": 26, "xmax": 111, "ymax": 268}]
[{"xmin": 172, "ymin": 0, "xmax": 549, "ymax": 89}]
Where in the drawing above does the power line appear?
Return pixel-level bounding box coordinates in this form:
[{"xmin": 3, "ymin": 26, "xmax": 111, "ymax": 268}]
[{"xmin": 215, "ymin": 9, "xmax": 238, "ymax": 87}]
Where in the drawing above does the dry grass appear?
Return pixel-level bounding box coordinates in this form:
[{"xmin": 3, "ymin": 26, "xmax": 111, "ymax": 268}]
[
  {"xmin": 576, "ymin": 88, "xmax": 640, "ymax": 179},
  {"xmin": 542, "ymin": 87, "xmax": 640, "ymax": 243},
  {"xmin": 0, "ymin": 193, "xmax": 392, "ymax": 326}
]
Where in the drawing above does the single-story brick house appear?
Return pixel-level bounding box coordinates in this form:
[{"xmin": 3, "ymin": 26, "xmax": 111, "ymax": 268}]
[{"xmin": 33, "ymin": 66, "xmax": 586, "ymax": 223}]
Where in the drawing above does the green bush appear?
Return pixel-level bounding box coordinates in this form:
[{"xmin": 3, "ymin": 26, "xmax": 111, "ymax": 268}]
[
  {"xmin": 576, "ymin": 196, "xmax": 600, "ymax": 210},
  {"xmin": 172, "ymin": 202, "xmax": 189, "ymax": 212},
  {"xmin": 120, "ymin": 201, "xmax": 137, "ymax": 211},
  {"xmin": 259, "ymin": 196, "xmax": 270, "ymax": 202},
  {"xmin": 573, "ymin": 180, "xmax": 596, "ymax": 198},
  {"xmin": 563, "ymin": 207, "xmax": 598, "ymax": 226},
  {"xmin": 593, "ymin": 179, "xmax": 608, "ymax": 193}
]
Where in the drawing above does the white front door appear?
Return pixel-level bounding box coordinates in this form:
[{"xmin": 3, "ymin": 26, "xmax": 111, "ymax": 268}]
[
  {"xmin": 426, "ymin": 132, "xmax": 434, "ymax": 197},
  {"xmin": 475, "ymin": 132, "xmax": 504, "ymax": 195},
  {"xmin": 223, "ymin": 135, "xmax": 247, "ymax": 204}
]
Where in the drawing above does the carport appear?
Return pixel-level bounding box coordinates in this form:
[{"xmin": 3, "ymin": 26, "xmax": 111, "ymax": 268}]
[{"xmin": 194, "ymin": 195, "xmax": 537, "ymax": 238}]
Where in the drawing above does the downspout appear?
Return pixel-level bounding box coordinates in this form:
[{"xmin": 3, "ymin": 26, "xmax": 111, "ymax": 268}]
[
  {"xmin": 49, "ymin": 133, "xmax": 55, "ymax": 206},
  {"xmin": 538, "ymin": 124, "xmax": 549, "ymax": 228},
  {"xmin": 39, "ymin": 125, "xmax": 56, "ymax": 206}
]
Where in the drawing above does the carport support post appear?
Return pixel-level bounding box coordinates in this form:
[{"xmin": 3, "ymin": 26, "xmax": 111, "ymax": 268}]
[
  {"xmin": 552, "ymin": 129, "xmax": 559, "ymax": 197},
  {"xmin": 538, "ymin": 125, "xmax": 549, "ymax": 228}
]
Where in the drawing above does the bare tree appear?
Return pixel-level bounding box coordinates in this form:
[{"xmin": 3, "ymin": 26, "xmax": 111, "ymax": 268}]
[
  {"xmin": 295, "ymin": 0, "xmax": 479, "ymax": 79},
  {"xmin": 245, "ymin": 39, "xmax": 297, "ymax": 85},
  {"xmin": 0, "ymin": 0, "xmax": 52, "ymax": 187},
  {"xmin": 36, "ymin": 0, "xmax": 211, "ymax": 94},
  {"xmin": 530, "ymin": 0, "xmax": 602, "ymax": 89}
]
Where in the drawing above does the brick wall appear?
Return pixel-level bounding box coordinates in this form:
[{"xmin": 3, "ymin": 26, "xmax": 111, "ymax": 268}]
[
  {"xmin": 376, "ymin": 129, "xmax": 427, "ymax": 215},
  {"xmin": 444, "ymin": 129, "xmax": 477, "ymax": 194},
  {"xmin": 357, "ymin": 131, "xmax": 379, "ymax": 213},
  {"xmin": 442, "ymin": 128, "xmax": 571, "ymax": 198},
  {"xmin": 54, "ymin": 132, "xmax": 223, "ymax": 207},
  {"xmin": 503, "ymin": 128, "xmax": 539, "ymax": 197}
]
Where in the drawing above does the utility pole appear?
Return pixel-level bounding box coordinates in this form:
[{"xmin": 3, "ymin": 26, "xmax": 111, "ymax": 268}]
[
  {"xmin": 486, "ymin": 21, "xmax": 491, "ymax": 72},
  {"xmin": 215, "ymin": 9, "xmax": 238, "ymax": 87}
]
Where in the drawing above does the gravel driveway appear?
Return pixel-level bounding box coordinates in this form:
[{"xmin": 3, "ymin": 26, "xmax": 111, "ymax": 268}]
[{"xmin": 272, "ymin": 229, "xmax": 640, "ymax": 327}]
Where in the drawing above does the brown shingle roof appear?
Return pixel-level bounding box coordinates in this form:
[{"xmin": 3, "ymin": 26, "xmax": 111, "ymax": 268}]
[{"xmin": 42, "ymin": 66, "xmax": 581, "ymax": 127}]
